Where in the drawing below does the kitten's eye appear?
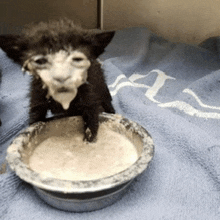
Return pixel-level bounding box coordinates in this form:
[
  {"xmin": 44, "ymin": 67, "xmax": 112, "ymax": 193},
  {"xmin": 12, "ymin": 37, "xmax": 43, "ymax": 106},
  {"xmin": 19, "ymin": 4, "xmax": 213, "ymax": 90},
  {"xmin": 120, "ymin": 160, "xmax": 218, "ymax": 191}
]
[
  {"xmin": 72, "ymin": 57, "xmax": 84, "ymax": 62},
  {"xmin": 34, "ymin": 58, "xmax": 48, "ymax": 65}
]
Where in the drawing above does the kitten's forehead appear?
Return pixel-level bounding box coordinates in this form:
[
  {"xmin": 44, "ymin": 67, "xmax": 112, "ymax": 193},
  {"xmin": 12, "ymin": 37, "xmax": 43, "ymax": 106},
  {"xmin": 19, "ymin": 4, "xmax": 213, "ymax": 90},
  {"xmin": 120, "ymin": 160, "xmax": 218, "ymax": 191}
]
[
  {"xmin": 51, "ymin": 50, "xmax": 69, "ymax": 61},
  {"xmin": 27, "ymin": 48, "xmax": 88, "ymax": 62},
  {"xmin": 50, "ymin": 50, "xmax": 87, "ymax": 61}
]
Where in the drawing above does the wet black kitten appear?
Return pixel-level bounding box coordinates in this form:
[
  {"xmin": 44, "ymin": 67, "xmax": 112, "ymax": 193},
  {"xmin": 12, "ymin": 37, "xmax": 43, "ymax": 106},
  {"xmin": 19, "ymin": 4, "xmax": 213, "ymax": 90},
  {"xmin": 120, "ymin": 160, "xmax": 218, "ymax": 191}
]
[{"xmin": 0, "ymin": 18, "xmax": 115, "ymax": 141}]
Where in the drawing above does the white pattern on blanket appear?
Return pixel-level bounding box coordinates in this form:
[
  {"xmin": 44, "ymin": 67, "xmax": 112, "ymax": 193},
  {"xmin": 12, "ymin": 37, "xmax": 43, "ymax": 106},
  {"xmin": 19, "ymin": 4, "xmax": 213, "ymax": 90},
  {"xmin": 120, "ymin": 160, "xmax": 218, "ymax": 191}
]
[{"xmin": 109, "ymin": 69, "xmax": 220, "ymax": 119}]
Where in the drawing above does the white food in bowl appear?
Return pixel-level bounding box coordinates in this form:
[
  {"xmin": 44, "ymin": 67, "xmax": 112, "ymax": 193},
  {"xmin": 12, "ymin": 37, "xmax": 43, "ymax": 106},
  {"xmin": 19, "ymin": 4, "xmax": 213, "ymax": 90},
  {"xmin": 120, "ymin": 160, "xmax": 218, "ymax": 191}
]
[{"xmin": 29, "ymin": 123, "xmax": 139, "ymax": 181}]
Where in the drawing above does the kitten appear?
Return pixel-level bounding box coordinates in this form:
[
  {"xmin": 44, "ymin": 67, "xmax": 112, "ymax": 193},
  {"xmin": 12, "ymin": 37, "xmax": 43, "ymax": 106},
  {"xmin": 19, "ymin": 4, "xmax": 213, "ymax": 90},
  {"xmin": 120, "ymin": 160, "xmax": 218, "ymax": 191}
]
[{"xmin": 0, "ymin": 18, "xmax": 115, "ymax": 141}]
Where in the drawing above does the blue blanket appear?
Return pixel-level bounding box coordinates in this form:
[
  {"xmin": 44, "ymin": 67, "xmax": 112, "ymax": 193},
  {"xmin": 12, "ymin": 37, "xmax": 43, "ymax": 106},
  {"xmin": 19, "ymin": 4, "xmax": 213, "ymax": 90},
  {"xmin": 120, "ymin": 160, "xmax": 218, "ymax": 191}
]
[{"xmin": 1, "ymin": 27, "xmax": 220, "ymax": 219}]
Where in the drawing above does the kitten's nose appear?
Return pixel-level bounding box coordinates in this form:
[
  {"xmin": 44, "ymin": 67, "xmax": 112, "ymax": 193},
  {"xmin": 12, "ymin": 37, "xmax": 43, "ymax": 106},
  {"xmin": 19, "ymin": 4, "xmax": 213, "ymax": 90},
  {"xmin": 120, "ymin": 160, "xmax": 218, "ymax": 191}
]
[{"xmin": 53, "ymin": 75, "xmax": 70, "ymax": 83}]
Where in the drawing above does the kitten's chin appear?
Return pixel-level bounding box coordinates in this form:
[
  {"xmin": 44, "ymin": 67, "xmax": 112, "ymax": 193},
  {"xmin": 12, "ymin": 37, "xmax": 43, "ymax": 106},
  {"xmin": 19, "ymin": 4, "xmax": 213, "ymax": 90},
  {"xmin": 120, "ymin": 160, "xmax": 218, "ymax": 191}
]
[{"xmin": 50, "ymin": 88, "xmax": 77, "ymax": 110}]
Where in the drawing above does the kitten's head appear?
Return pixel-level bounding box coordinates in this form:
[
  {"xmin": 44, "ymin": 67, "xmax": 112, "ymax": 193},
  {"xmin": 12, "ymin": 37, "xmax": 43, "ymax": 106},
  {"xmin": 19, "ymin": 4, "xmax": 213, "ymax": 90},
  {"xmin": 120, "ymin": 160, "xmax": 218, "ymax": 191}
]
[{"xmin": 0, "ymin": 18, "xmax": 115, "ymax": 109}]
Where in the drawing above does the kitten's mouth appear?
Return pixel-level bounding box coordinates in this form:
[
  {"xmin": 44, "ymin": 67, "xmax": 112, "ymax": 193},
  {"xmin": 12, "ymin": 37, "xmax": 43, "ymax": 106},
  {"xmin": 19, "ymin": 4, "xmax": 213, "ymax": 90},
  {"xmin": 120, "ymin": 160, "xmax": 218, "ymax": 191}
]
[
  {"xmin": 56, "ymin": 87, "xmax": 70, "ymax": 93},
  {"xmin": 47, "ymin": 86, "xmax": 78, "ymax": 110}
]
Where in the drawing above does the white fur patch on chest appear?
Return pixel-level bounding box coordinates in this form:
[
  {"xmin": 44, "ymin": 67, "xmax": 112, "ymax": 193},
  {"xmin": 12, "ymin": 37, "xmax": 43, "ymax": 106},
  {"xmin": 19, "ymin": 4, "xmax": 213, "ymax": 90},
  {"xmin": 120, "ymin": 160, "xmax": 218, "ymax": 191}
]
[{"xmin": 25, "ymin": 50, "xmax": 91, "ymax": 110}]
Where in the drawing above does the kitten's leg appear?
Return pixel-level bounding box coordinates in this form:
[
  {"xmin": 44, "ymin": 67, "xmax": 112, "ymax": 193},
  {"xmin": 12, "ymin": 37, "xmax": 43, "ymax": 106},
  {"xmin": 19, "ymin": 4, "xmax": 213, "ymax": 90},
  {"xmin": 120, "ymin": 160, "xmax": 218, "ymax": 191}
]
[
  {"xmin": 29, "ymin": 78, "xmax": 48, "ymax": 124},
  {"xmin": 77, "ymin": 84, "xmax": 102, "ymax": 142},
  {"xmin": 82, "ymin": 106, "xmax": 100, "ymax": 142},
  {"xmin": 99, "ymin": 84, "xmax": 115, "ymax": 114},
  {"xmin": 29, "ymin": 101, "xmax": 48, "ymax": 124},
  {"xmin": 102, "ymin": 101, "xmax": 115, "ymax": 114},
  {"xmin": 101, "ymin": 93, "xmax": 115, "ymax": 114}
]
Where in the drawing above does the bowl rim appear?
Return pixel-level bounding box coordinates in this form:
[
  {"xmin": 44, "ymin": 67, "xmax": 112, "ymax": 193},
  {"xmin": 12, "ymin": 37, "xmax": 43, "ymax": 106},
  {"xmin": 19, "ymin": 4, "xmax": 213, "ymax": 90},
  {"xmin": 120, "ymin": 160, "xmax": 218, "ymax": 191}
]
[{"xmin": 6, "ymin": 113, "xmax": 154, "ymax": 193}]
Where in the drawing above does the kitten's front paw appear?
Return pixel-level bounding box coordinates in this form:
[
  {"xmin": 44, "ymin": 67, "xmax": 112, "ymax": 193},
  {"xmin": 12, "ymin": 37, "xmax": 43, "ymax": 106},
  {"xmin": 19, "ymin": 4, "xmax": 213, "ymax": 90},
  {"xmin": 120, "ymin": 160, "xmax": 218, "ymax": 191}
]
[{"xmin": 84, "ymin": 128, "xmax": 97, "ymax": 143}]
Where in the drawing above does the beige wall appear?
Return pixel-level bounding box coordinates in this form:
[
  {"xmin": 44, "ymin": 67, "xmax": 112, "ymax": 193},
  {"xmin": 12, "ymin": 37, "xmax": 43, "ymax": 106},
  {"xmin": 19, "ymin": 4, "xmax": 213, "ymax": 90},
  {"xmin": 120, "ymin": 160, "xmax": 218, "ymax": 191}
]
[
  {"xmin": 2, "ymin": 0, "xmax": 220, "ymax": 44},
  {"xmin": 0, "ymin": 0, "xmax": 97, "ymax": 34},
  {"xmin": 103, "ymin": 0, "xmax": 220, "ymax": 44}
]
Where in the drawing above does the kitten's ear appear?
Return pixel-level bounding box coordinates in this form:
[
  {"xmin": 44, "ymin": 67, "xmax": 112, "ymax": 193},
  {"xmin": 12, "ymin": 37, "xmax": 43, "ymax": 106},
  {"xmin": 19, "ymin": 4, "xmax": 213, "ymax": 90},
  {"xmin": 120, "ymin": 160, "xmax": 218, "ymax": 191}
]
[
  {"xmin": 90, "ymin": 31, "xmax": 115, "ymax": 57},
  {"xmin": 0, "ymin": 34, "xmax": 26, "ymax": 64}
]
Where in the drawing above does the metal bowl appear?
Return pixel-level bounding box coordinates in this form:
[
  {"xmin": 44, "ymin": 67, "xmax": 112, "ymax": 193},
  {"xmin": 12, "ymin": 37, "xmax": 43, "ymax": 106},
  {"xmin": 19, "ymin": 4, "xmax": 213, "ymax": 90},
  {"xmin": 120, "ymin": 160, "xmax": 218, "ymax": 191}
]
[{"xmin": 6, "ymin": 113, "xmax": 154, "ymax": 212}]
